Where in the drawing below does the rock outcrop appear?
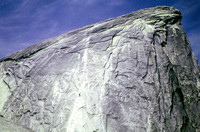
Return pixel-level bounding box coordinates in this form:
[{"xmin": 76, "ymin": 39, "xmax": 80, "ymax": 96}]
[
  {"xmin": 0, "ymin": 6, "xmax": 199, "ymax": 132},
  {"xmin": 0, "ymin": 117, "xmax": 33, "ymax": 132}
]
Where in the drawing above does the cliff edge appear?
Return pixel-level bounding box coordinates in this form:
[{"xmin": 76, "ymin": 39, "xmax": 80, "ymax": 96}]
[{"xmin": 0, "ymin": 6, "xmax": 199, "ymax": 132}]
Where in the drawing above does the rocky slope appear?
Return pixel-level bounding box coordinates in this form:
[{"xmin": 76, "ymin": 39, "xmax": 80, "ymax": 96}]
[{"xmin": 0, "ymin": 6, "xmax": 199, "ymax": 132}]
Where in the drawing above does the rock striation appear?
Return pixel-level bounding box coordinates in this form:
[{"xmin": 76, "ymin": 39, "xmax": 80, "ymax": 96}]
[{"xmin": 0, "ymin": 6, "xmax": 200, "ymax": 132}]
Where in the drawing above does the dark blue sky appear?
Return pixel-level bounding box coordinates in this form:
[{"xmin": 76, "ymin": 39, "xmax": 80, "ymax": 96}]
[{"xmin": 0, "ymin": 0, "xmax": 200, "ymax": 63}]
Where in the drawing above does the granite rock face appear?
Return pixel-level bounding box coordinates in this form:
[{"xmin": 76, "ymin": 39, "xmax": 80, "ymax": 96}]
[
  {"xmin": 0, "ymin": 6, "xmax": 200, "ymax": 132},
  {"xmin": 0, "ymin": 117, "xmax": 33, "ymax": 132}
]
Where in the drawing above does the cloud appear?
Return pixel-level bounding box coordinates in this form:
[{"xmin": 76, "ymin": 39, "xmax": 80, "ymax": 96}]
[
  {"xmin": 0, "ymin": 0, "xmax": 62, "ymax": 59},
  {"xmin": 63, "ymin": 0, "xmax": 100, "ymax": 6},
  {"xmin": 0, "ymin": 0, "xmax": 199, "ymax": 63},
  {"xmin": 173, "ymin": 0, "xmax": 200, "ymax": 15},
  {"xmin": 66, "ymin": 0, "xmax": 125, "ymax": 7},
  {"xmin": 107, "ymin": 0, "xmax": 125, "ymax": 6},
  {"xmin": 73, "ymin": 0, "xmax": 96, "ymax": 5}
]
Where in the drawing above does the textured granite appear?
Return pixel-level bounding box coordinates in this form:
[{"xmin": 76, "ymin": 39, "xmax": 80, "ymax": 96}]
[
  {"xmin": 0, "ymin": 6, "xmax": 199, "ymax": 132},
  {"xmin": 0, "ymin": 117, "xmax": 33, "ymax": 132}
]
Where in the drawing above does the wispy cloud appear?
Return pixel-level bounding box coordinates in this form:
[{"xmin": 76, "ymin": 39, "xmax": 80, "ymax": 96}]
[
  {"xmin": 0, "ymin": 0, "xmax": 62, "ymax": 58},
  {"xmin": 0, "ymin": 0, "xmax": 199, "ymax": 62},
  {"xmin": 66, "ymin": 0, "xmax": 125, "ymax": 7},
  {"xmin": 173, "ymin": 0, "xmax": 200, "ymax": 15},
  {"xmin": 107, "ymin": 0, "xmax": 125, "ymax": 6},
  {"xmin": 70, "ymin": 0, "xmax": 99, "ymax": 5}
]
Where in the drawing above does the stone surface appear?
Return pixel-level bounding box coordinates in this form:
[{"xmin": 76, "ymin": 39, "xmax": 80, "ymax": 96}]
[
  {"xmin": 0, "ymin": 117, "xmax": 33, "ymax": 132},
  {"xmin": 0, "ymin": 6, "xmax": 200, "ymax": 132}
]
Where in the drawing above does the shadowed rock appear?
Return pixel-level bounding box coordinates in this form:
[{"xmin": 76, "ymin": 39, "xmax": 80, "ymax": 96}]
[{"xmin": 0, "ymin": 6, "xmax": 199, "ymax": 132}]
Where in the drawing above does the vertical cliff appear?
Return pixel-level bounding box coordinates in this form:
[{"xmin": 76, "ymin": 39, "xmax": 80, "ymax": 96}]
[{"xmin": 0, "ymin": 6, "xmax": 199, "ymax": 132}]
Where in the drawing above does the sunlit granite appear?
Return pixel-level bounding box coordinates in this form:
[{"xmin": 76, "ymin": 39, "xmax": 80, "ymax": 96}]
[{"xmin": 0, "ymin": 6, "xmax": 200, "ymax": 132}]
